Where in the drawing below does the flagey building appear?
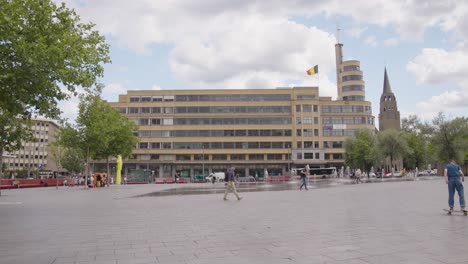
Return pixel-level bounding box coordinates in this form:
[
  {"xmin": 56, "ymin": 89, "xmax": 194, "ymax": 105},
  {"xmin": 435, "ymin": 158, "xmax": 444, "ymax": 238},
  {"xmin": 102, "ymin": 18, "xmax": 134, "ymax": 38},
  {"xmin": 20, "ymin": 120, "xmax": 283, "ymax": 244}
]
[{"xmin": 106, "ymin": 42, "xmax": 375, "ymax": 179}]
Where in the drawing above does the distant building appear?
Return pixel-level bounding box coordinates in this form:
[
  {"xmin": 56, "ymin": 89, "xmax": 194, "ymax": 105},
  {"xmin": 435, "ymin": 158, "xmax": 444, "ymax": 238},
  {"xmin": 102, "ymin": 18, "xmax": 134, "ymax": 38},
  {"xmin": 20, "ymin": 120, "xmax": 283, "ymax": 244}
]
[
  {"xmin": 378, "ymin": 68, "xmax": 401, "ymax": 131},
  {"xmin": 378, "ymin": 68, "xmax": 402, "ymax": 172},
  {"xmin": 2, "ymin": 119, "xmax": 60, "ymax": 177}
]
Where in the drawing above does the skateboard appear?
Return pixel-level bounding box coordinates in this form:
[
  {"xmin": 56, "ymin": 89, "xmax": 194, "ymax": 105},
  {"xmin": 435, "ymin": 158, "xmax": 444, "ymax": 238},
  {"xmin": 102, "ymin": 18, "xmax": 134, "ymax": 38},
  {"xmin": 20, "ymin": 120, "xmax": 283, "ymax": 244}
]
[{"xmin": 443, "ymin": 209, "xmax": 468, "ymax": 215}]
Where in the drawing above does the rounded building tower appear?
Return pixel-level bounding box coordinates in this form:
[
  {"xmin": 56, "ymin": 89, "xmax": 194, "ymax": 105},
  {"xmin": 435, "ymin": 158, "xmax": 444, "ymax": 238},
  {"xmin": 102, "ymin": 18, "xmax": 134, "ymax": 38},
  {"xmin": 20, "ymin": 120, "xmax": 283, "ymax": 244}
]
[{"xmin": 335, "ymin": 44, "xmax": 366, "ymax": 101}]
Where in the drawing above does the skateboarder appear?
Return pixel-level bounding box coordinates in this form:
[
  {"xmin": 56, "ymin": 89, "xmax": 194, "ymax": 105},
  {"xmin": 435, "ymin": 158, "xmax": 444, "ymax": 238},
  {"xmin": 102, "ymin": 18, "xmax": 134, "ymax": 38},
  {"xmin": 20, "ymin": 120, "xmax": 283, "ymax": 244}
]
[{"xmin": 444, "ymin": 160, "xmax": 466, "ymax": 213}]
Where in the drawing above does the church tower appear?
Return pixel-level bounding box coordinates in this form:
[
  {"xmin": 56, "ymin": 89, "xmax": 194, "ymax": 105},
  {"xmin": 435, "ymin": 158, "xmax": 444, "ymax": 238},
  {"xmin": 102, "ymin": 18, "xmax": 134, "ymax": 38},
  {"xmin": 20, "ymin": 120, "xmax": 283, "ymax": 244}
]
[{"xmin": 378, "ymin": 68, "xmax": 400, "ymax": 131}]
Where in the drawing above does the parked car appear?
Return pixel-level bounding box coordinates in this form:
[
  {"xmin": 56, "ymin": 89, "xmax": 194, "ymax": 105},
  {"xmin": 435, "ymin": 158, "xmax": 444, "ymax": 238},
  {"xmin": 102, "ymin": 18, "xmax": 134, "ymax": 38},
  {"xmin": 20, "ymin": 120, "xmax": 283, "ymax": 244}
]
[
  {"xmin": 384, "ymin": 171, "xmax": 402, "ymax": 177},
  {"xmin": 418, "ymin": 170, "xmax": 435, "ymax": 176},
  {"xmin": 369, "ymin": 172, "xmax": 376, "ymax": 177},
  {"xmin": 205, "ymin": 172, "xmax": 225, "ymax": 182}
]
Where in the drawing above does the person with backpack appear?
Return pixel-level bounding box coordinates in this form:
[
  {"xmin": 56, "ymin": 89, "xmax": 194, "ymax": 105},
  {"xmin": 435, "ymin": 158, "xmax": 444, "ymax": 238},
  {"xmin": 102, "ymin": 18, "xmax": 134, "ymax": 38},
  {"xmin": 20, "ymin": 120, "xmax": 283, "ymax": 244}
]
[{"xmin": 223, "ymin": 166, "xmax": 242, "ymax": 201}]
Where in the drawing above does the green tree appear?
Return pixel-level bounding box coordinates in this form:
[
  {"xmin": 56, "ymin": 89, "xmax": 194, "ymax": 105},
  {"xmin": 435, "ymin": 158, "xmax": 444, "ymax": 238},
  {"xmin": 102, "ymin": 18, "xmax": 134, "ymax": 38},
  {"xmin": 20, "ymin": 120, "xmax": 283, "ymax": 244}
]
[
  {"xmin": 59, "ymin": 92, "xmax": 137, "ymax": 186},
  {"xmin": 0, "ymin": 0, "xmax": 110, "ymax": 191},
  {"xmin": 378, "ymin": 129, "xmax": 411, "ymax": 171},
  {"xmin": 61, "ymin": 148, "xmax": 85, "ymax": 174},
  {"xmin": 431, "ymin": 113, "xmax": 468, "ymax": 164},
  {"xmin": 0, "ymin": 0, "xmax": 110, "ymax": 118},
  {"xmin": 345, "ymin": 130, "xmax": 380, "ymax": 175}
]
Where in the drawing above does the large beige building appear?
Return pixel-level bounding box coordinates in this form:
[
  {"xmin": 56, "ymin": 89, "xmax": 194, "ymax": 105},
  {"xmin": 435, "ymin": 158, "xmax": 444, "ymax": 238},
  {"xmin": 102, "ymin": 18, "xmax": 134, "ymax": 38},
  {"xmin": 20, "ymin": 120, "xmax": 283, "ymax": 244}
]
[
  {"xmin": 108, "ymin": 90, "xmax": 374, "ymax": 179},
  {"xmin": 105, "ymin": 41, "xmax": 375, "ymax": 179},
  {"xmin": 3, "ymin": 118, "xmax": 60, "ymax": 177}
]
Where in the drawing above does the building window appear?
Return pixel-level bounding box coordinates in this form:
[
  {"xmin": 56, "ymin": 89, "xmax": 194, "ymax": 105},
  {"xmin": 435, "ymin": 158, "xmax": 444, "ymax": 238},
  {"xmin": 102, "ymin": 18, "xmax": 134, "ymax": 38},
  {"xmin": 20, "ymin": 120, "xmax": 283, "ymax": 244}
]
[
  {"xmin": 130, "ymin": 97, "xmax": 140, "ymax": 102},
  {"xmin": 139, "ymin": 142, "xmax": 149, "ymax": 149},
  {"xmin": 176, "ymin": 155, "xmax": 191, "ymax": 161},
  {"xmin": 162, "ymin": 142, "xmax": 172, "ymax": 149},
  {"xmin": 212, "ymin": 154, "xmax": 227, "ymax": 160},
  {"xmin": 231, "ymin": 154, "xmax": 245, "ymax": 160},
  {"xmin": 296, "ymin": 105, "xmax": 301, "ymax": 112},
  {"xmin": 249, "ymin": 154, "xmax": 264, "ymax": 160},
  {"xmin": 267, "ymin": 154, "xmax": 282, "ymax": 160},
  {"xmin": 314, "ymin": 129, "xmax": 319, "ymax": 136},
  {"xmin": 150, "ymin": 154, "xmax": 159, "ymax": 160}
]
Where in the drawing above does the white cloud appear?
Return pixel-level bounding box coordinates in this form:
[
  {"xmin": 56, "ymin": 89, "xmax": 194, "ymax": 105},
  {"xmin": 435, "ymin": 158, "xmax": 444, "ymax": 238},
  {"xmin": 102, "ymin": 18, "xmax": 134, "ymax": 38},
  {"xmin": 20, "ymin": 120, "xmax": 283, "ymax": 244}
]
[
  {"xmin": 151, "ymin": 85, "xmax": 162, "ymax": 90},
  {"xmin": 59, "ymin": 99, "xmax": 79, "ymax": 123},
  {"xmin": 364, "ymin": 36, "xmax": 378, "ymax": 47},
  {"xmin": 383, "ymin": 38, "xmax": 399, "ymax": 47},
  {"xmin": 102, "ymin": 83, "xmax": 126, "ymax": 102},
  {"xmin": 406, "ymin": 48, "xmax": 468, "ymax": 84},
  {"xmin": 416, "ymin": 85, "xmax": 468, "ymax": 116},
  {"xmin": 347, "ymin": 26, "xmax": 368, "ymax": 39}
]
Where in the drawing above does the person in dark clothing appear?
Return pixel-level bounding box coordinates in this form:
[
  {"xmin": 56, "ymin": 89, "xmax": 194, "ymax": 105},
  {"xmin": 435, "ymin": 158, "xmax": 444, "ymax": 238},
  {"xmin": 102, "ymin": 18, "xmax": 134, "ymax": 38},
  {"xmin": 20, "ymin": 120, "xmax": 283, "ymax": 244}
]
[
  {"xmin": 299, "ymin": 169, "xmax": 308, "ymax": 190},
  {"xmin": 223, "ymin": 166, "xmax": 242, "ymax": 201}
]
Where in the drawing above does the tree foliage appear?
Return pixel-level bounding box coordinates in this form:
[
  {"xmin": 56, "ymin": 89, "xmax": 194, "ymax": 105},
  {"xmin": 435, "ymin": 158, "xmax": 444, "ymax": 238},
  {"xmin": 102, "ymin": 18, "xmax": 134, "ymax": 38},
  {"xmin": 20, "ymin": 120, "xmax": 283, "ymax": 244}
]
[
  {"xmin": 378, "ymin": 129, "xmax": 410, "ymax": 169},
  {"xmin": 61, "ymin": 148, "xmax": 85, "ymax": 174},
  {"xmin": 345, "ymin": 130, "xmax": 380, "ymax": 173},
  {"xmin": 58, "ymin": 92, "xmax": 138, "ymax": 183},
  {"xmin": 0, "ymin": 0, "xmax": 110, "ymax": 119},
  {"xmin": 431, "ymin": 113, "xmax": 468, "ymax": 164}
]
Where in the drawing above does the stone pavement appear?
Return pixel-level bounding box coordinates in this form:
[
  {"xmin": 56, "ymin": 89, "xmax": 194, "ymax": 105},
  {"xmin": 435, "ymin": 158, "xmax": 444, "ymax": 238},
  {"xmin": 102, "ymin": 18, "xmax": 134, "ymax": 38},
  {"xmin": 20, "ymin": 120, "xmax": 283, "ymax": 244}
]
[{"xmin": 0, "ymin": 179, "xmax": 467, "ymax": 264}]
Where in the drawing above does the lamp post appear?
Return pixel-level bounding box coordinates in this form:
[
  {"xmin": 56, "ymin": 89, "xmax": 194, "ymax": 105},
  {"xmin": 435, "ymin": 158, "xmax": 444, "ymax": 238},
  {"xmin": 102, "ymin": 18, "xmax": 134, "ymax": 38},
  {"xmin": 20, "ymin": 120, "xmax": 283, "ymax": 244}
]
[{"xmin": 202, "ymin": 145, "xmax": 205, "ymax": 177}]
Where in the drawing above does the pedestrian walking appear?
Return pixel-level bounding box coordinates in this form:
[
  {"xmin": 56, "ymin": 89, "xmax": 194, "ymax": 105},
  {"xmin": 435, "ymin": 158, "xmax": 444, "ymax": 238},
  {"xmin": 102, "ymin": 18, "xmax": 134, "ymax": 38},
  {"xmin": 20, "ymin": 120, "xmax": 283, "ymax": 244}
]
[
  {"xmin": 355, "ymin": 168, "xmax": 362, "ymax": 184},
  {"xmin": 223, "ymin": 166, "xmax": 242, "ymax": 201},
  {"xmin": 444, "ymin": 160, "xmax": 466, "ymax": 213},
  {"xmin": 299, "ymin": 169, "xmax": 308, "ymax": 190}
]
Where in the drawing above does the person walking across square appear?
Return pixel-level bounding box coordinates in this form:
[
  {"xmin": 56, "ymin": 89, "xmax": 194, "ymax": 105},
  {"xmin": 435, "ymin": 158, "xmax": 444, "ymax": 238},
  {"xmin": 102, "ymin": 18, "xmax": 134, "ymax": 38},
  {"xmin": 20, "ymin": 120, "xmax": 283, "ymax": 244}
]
[
  {"xmin": 444, "ymin": 160, "xmax": 466, "ymax": 213},
  {"xmin": 299, "ymin": 169, "xmax": 308, "ymax": 190},
  {"xmin": 223, "ymin": 166, "xmax": 242, "ymax": 201}
]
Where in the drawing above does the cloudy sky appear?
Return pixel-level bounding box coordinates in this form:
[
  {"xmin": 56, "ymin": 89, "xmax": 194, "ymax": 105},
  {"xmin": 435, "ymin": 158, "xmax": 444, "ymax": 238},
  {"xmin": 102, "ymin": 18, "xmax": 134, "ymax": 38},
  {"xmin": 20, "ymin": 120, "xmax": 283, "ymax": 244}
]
[{"xmin": 58, "ymin": 0, "xmax": 468, "ymax": 125}]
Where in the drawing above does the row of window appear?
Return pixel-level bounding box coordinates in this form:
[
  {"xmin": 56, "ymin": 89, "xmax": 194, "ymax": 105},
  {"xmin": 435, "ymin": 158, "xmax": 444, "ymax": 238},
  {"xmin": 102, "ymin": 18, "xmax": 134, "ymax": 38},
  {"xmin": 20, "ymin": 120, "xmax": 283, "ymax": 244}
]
[
  {"xmin": 118, "ymin": 104, "xmax": 372, "ymax": 115},
  {"xmin": 323, "ymin": 117, "xmax": 368, "ymax": 125},
  {"xmin": 133, "ymin": 117, "xmax": 292, "ymax": 126},
  {"xmin": 130, "ymin": 153, "xmax": 344, "ymax": 161},
  {"xmin": 322, "ymin": 129, "xmax": 357, "ymax": 137},
  {"xmin": 125, "ymin": 106, "xmax": 291, "ymax": 114},
  {"xmin": 296, "ymin": 129, "xmax": 319, "ymax": 137},
  {"xmin": 130, "ymin": 94, "xmax": 292, "ymax": 103},
  {"xmin": 343, "ymin": 65, "xmax": 360, "ymax": 72},
  {"xmin": 296, "ymin": 104, "xmax": 319, "ymax": 112},
  {"xmin": 322, "ymin": 105, "xmax": 371, "ymax": 113},
  {"xmin": 342, "ymin": 75, "xmax": 363, "ymax": 81},
  {"xmin": 136, "ymin": 141, "xmax": 341, "ymax": 150},
  {"xmin": 8, "ymin": 163, "xmax": 45, "ymax": 168},
  {"xmin": 135, "ymin": 129, "xmax": 293, "ymax": 138},
  {"xmin": 10, "ymin": 155, "xmax": 47, "ymax": 160},
  {"xmin": 343, "ymin": 96, "xmax": 365, "ymax": 101},
  {"xmin": 342, "ymin": 85, "xmax": 365, "ymax": 92},
  {"xmin": 296, "ymin": 117, "xmax": 319, "ymax": 124},
  {"xmin": 137, "ymin": 141, "xmax": 295, "ymax": 150}
]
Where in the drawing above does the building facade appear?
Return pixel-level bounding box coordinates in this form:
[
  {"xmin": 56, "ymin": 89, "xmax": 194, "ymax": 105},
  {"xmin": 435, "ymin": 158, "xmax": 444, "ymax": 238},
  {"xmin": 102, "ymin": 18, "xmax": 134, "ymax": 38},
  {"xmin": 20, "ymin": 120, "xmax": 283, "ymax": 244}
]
[
  {"xmin": 3, "ymin": 118, "xmax": 60, "ymax": 177},
  {"xmin": 106, "ymin": 87, "xmax": 375, "ymax": 179}
]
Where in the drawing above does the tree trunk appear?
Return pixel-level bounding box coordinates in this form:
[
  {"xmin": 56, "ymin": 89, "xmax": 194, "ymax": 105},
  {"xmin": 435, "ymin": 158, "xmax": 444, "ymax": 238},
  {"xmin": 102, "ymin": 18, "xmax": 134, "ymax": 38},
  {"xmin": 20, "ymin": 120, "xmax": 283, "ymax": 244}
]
[
  {"xmin": 84, "ymin": 146, "xmax": 89, "ymax": 189},
  {"xmin": 106, "ymin": 156, "xmax": 110, "ymax": 187},
  {"xmin": 0, "ymin": 149, "xmax": 3, "ymax": 196}
]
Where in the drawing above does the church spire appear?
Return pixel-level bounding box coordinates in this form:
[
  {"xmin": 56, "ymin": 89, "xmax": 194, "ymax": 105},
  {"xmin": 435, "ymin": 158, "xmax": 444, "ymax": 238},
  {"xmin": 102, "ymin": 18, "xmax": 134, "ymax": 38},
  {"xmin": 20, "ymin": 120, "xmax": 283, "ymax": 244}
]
[{"xmin": 383, "ymin": 67, "xmax": 392, "ymax": 94}]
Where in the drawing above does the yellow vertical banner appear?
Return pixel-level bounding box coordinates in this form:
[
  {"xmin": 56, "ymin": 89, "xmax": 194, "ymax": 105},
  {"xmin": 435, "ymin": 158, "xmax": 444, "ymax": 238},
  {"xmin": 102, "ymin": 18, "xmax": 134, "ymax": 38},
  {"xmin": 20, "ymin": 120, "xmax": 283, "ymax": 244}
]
[{"xmin": 116, "ymin": 155, "xmax": 122, "ymax": 185}]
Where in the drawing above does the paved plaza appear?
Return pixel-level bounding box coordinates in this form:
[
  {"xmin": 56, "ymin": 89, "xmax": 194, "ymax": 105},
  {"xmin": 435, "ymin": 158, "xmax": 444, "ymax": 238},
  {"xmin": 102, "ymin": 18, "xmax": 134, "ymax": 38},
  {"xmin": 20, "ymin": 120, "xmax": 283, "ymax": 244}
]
[{"xmin": 1, "ymin": 179, "xmax": 467, "ymax": 264}]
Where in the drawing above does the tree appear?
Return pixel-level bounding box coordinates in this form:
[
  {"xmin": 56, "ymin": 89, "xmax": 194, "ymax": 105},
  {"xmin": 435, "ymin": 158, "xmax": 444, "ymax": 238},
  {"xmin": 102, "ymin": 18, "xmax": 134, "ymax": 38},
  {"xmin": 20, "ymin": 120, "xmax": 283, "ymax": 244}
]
[
  {"xmin": 402, "ymin": 131, "xmax": 427, "ymax": 170},
  {"xmin": 0, "ymin": 0, "xmax": 110, "ymax": 119},
  {"xmin": 59, "ymin": 92, "xmax": 138, "ymax": 187},
  {"xmin": 0, "ymin": 0, "xmax": 110, "ymax": 190},
  {"xmin": 345, "ymin": 130, "xmax": 380, "ymax": 175},
  {"xmin": 378, "ymin": 129, "xmax": 410, "ymax": 171},
  {"xmin": 431, "ymin": 113, "xmax": 468, "ymax": 164},
  {"xmin": 61, "ymin": 148, "xmax": 85, "ymax": 174}
]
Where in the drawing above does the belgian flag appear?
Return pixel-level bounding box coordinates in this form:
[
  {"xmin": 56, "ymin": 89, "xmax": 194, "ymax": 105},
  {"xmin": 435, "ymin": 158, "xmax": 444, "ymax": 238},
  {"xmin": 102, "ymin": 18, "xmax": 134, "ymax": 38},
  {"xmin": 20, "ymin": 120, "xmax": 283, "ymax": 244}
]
[{"xmin": 306, "ymin": 65, "xmax": 318, "ymax": 76}]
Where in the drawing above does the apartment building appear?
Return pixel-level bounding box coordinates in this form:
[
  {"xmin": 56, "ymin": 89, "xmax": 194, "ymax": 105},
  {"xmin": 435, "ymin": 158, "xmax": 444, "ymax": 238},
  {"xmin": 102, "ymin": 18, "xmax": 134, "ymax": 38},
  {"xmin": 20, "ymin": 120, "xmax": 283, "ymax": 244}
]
[{"xmin": 3, "ymin": 118, "xmax": 60, "ymax": 177}]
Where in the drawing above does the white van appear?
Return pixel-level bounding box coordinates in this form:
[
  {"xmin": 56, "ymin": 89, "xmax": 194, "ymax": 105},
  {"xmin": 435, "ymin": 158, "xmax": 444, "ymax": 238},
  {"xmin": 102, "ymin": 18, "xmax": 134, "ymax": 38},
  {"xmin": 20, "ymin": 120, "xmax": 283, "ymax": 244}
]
[{"xmin": 206, "ymin": 172, "xmax": 225, "ymax": 182}]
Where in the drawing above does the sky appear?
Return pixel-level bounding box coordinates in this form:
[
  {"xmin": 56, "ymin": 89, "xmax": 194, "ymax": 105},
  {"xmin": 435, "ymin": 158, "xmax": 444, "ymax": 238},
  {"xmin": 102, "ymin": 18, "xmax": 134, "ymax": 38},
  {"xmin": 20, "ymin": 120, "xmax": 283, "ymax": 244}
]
[{"xmin": 57, "ymin": 0, "xmax": 468, "ymax": 126}]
